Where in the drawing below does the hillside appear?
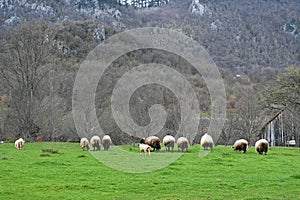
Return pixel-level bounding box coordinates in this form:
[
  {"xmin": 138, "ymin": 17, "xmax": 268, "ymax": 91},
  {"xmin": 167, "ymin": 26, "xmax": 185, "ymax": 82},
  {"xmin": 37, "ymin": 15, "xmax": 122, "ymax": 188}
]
[
  {"xmin": 0, "ymin": 0, "xmax": 299, "ymax": 143},
  {"xmin": 0, "ymin": 0, "xmax": 299, "ymax": 74}
]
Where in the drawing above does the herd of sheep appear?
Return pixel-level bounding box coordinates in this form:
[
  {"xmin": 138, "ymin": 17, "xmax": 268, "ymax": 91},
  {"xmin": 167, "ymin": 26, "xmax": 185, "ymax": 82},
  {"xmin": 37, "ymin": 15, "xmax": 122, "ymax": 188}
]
[
  {"xmin": 232, "ymin": 138, "xmax": 269, "ymax": 154},
  {"xmin": 12, "ymin": 133, "xmax": 270, "ymax": 156},
  {"xmin": 137, "ymin": 133, "xmax": 269, "ymax": 156},
  {"xmin": 80, "ymin": 135, "xmax": 112, "ymax": 151}
]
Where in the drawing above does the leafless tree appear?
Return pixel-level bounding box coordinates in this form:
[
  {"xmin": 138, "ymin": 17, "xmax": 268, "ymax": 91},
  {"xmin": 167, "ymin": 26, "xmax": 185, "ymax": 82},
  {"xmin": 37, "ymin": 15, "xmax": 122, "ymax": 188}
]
[
  {"xmin": 218, "ymin": 112, "xmax": 239, "ymax": 146},
  {"xmin": 0, "ymin": 22, "xmax": 53, "ymax": 140},
  {"xmin": 232, "ymin": 87, "xmax": 265, "ymax": 145},
  {"xmin": 264, "ymin": 66, "xmax": 300, "ymax": 146}
]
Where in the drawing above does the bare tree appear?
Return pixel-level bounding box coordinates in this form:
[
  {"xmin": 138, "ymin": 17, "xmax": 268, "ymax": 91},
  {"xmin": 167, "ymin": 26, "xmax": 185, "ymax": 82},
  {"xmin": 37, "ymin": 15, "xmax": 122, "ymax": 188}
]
[
  {"xmin": 0, "ymin": 22, "xmax": 53, "ymax": 141},
  {"xmin": 283, "ymin": 108, "xmax": 300, "ymax": 146},
  {"xmin": 219, "ymin": 112, "xmax": 239, "ymax": 146},
  {"xmin": 264, "ymin": 66, "xmax": 300, "ymax": 146},
  {"xmin": 232, "ymin": 87, "xmax": 265, "ymax": 145}
]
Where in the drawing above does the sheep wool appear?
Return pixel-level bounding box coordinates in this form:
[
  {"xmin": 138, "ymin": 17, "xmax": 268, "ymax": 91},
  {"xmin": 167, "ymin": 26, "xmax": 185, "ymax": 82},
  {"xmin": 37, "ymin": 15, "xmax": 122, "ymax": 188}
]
[
  {"xmin": 102, "ymin": 135, "xmax": 112, "ymax": 151},
  {"xmin": 177, "ymin": 137, "xmax": 189, "ymax": 152},
  {"xmin": 163, "ymin": 135, "xmax": 175, "ymax": 152},
  {"xmin": 232, "ymin": 139, "xmax": 248, "ymax": 153},
  {"xmin": 200, "ymin": 133, "xmax": 214, "ymax": 150},
  {"xmin": 15, "ymin": 138, "xmax": 25, "ymax": 150},
  {"xmin": 139, "ymin": 143, "xmax": 151, "ymax": 156},
  {"xmin": 141, "ymin": 136, "xmax": 161, "ymax": 151},
  {"xmin": 255, "ymin": 139, "xmax": 269, "ymax": 155},
  {"xmin": 90, "ymin": 135, "xmax": 101, "ymax": 151},
  {"xmin": 80, "ymin": 137, "xmax": 90, "ymax": 151}
]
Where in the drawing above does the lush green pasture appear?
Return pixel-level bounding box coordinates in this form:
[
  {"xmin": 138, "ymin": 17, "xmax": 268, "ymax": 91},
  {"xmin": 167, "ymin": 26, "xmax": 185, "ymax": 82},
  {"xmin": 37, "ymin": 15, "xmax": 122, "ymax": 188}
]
[{"xmin": 0, "ymin": 142, "xmax": 299, "ymax": 200}]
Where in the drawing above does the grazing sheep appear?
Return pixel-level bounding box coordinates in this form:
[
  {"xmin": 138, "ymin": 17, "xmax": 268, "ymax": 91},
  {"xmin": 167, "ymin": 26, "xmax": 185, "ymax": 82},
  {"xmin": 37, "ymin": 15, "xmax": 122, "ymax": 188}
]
[
  {"xmin": 15, "ymin": 138, "xmax": 25, "ymax": 150},
  {"xmin": 200, "ymin": 133, "xmax": 214, "ymax": 150},
  {"xmin": 140, "ymin": 136, "xmax": 161, "ymax": 151},
  {"xmin": 90, "ymin": 135, "xmax": 101, "ymax": 151},
  {"xmin": 138, "ymin": 143, "xmax": 151, "ymax": 156},
  {"xmin": 80, "ymin": 137, "xmax": 90, "ymax": 151},
  {"xmin": 255, "ymin": 139, "xmax": 269, "ymax": 155},
  {"xmin": 232, "ymin": 139, "xmax": 248, "ymax": 153},
  {"xmin": 102, "ymin": 135, "xmax": 112, "ymax": 151},
  {"xmin": 163, "ymin": 135, "xmax": 175, "ymax": 152},
  {"xmin": 177, "ymin": 137, "xmax": 189, "ymax": 152}
]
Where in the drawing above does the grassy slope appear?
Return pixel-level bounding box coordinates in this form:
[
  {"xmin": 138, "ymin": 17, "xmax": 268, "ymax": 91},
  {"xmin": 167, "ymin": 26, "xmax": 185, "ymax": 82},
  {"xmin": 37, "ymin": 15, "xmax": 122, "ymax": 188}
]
[{"xmin": 0, "ymin": 142, "xmax": 299, "ymax": 200}]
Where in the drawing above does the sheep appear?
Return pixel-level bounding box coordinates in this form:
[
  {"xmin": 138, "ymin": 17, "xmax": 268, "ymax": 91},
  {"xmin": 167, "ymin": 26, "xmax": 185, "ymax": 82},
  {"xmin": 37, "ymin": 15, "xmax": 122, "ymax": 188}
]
[
  {"xmin": 14, "ymin": 139, "xmax": 19, "ymax": 150},
  {"xmin": 200, "ymin": 133, "xmax": 214, "ymax": 150},
  {"xmin": 80, "ymin": 137, "xmax": 90, "ymax": 151},
  {"xmin": 15, "ymin": 138, "xmax": 25, "ymax": 150},
  {"xmin": 102, "ymin": 135, "xmax": 112, "ymax": 151},
  {"xmin": 140, "ymin": 136, "xmax": 161, "ymax": 151},
  {"xmin": 232, "ymin": 139, "xmax": 248, "ymax": 153},
  {"xmin": 255, "ymin": 139, "xmax": 269, "ymax": 155},
  {"xmin": 138, "ymin": 143, "xmax": 151, "ymax": 156},
  {"xmin": 90, "ymin": 135, "xmax": 101, "ymax": 151},
  {"xmin": 177, "ymin": 137, "xmax": 189, "ymax": 152},
  {"xmin": 163, "ymin": 135, "xmax": 175, "ymax": 152}
]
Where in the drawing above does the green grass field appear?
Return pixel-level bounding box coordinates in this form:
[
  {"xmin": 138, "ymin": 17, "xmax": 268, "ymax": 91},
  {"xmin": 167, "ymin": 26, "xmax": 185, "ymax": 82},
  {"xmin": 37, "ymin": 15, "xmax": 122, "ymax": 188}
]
[{"xmin": 0, "ymin": 142, "xmax": 299, "ymax": 200}]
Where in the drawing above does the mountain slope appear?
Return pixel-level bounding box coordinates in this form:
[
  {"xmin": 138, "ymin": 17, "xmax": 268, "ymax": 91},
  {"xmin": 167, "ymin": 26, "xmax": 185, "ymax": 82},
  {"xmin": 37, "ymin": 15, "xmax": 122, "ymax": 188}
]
[{"xmin": 0, "ymin": 0, "xmax": 298, "ymax": 74}]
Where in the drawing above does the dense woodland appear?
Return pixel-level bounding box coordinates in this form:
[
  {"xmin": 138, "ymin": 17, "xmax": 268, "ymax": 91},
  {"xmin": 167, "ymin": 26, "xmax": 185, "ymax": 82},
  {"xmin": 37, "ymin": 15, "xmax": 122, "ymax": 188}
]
[{"xmin": 0, "ymin": 0, "xmax": 299, "ymax": 146}]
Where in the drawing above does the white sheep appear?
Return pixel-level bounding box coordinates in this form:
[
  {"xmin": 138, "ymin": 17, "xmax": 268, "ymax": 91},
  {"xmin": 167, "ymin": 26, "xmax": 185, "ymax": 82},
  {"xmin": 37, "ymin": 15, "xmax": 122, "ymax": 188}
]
[
  {"xmin": 177, "ymin": 137, "xmax": 189, "ymax": 152},
  {"xmin": 232, "ymin": 139, "xmax": 248, "ymax": 153},
  {"xmin": 255, "ymin": 139, "xmax": 269, "ymax": 155},
  {"xmin": 200, "ymin": 133, "xmax": 214, "ymax": 150},
  {"xmin": 15, "ymin": 138, "xmax": 25, "ymax": 150},
  {"xmin": 138, "ymin": 143, "xmax": 151, "ymax": 156},
  {"xmin": 102, "ymin": 135, "xmax": 112, "ymax": 151},
  {"xmin": 163, "ymin": 135, "xmax": 175, "ymax": 152},
  {"xmin": 80, "ymin": 137, "xmax": 90, "ymax": 151},
  {"xmin": 90, "ymin": 135, "xmax": 101, "ymax": 151}
]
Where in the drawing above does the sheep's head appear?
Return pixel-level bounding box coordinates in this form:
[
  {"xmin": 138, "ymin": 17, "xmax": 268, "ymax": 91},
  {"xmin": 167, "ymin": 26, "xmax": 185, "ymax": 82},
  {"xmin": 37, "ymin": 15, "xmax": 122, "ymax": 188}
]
[
  {"xmin": 146, "ymin": 146, "xmax": 151, "ymax": 152},
  {"xmin": 140, "ymin": 138, "xmax": 145, "ymax": 144},
  {"xmin": 156, "ymin": 143, "xmax": 161, "ymax": 151}
]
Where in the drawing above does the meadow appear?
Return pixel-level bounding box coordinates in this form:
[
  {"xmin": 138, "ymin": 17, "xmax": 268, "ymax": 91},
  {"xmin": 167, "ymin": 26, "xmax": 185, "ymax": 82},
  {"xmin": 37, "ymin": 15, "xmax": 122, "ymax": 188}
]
[{"xmin": 0, "ymin": 142, "xmax": 299, "ymax": 200}]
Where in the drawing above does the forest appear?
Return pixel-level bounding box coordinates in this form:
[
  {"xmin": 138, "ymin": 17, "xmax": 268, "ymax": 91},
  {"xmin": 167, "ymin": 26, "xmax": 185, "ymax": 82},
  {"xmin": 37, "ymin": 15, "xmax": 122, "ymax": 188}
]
[{"xmin": 0, "ymin": 0, "xmax": 299, "ymax": 146}]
